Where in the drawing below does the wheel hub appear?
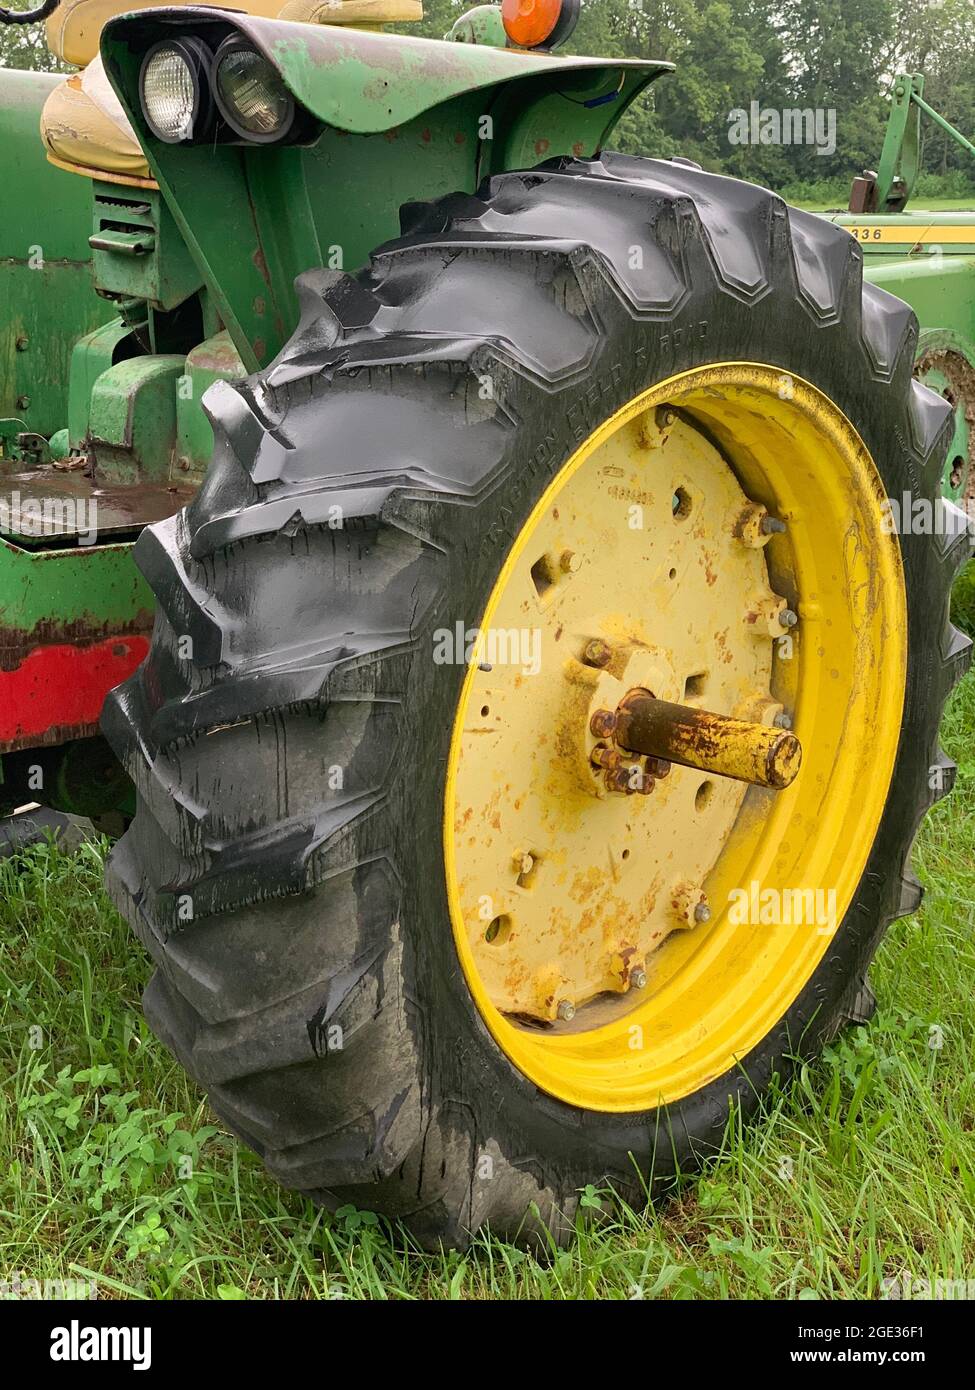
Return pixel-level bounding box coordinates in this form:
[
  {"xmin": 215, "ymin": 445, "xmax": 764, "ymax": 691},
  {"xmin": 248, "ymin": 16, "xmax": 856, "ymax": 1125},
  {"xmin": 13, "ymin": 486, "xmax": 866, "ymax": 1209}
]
[
  {"xmin": 444, "ymin": 363, "xmax": 906, "ymax": 1110},
  {"xmin": 449, "ymin": 394, "xmax": 793, "ymax": 1021}
]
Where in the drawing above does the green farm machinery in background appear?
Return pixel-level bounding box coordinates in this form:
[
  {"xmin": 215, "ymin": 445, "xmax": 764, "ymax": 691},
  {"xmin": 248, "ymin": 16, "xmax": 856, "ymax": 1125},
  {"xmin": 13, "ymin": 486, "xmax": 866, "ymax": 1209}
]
[
  {"xmin": 1, "ymin": 0, "xmax": 973, "ymax": 1246},
  {"xmin": 837, "ymin": 71, "xmax": 975, "ymax": 503}
]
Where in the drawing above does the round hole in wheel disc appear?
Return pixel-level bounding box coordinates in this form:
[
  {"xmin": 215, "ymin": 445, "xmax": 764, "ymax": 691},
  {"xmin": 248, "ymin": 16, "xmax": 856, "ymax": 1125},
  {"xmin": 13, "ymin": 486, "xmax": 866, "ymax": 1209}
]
[
  {"xmin": 443, "ymin": 363, "xmax": 906, "ymax": 1112},
  {"xmin": 695, "ymin": 780, "xmax": 714, "ymax": 813}
]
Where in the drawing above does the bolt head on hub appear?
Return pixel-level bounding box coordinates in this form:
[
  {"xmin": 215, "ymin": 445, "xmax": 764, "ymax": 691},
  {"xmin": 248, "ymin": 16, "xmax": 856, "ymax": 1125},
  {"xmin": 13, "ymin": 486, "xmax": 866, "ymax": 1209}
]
[
  {"xmin": 556, "ymin": 999, "xmax": 576, "ymax": 1022},
  {"xmin": 604, "ymin": 766, "xmax": 632, "ymax": 793},
  {"xmin": 779, "ymin": 608, "xmax": 798, "ymax": 629},
  {"xmin": 591, "ymin": 744, "xmax": 622, "ymax": 771},
  {"xmin": 694, "ymin": 901, "xmax": 711, "ymax": 924},
  {"xmin": 630, "ymin": 967, "xmax": 648, "ymax": 990},
  {"xmin": 590, "ymin": 708, "xmax": 618, "ymax": 739},
  {"xmin": 583, "ymin": 638, "xmax": 612, "ymax": 668}
]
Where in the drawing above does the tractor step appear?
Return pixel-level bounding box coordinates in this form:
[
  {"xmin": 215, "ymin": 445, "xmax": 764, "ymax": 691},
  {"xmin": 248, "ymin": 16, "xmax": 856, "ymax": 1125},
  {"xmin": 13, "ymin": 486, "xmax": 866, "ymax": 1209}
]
[{"xmin": 0, "ymin": 469, "xmax": 195, "ymax": 546}]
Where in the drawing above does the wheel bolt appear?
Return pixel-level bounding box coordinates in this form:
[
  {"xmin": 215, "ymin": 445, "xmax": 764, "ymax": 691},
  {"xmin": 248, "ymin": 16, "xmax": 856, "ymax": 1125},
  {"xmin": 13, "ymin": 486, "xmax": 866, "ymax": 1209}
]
[
  {"xmin": 557, "ymin": 999, "xmax": 576, "ymax": 1022},
  {"xmin": 583, "ymin": 638, "xmax": 612, "ymax": 668},
  {"xmin": 590, "ymin": 708, "xmax": 618, "ymax": 739},
  {"xmin": 646, "ymin": 756, "xmax": 671, "ymax": 779},
  {"xmin": 694, "ymin": 901, "xmax": 711, "ymax": 924},
  {"xmin": 761, "ymin": 515, "xmax": 786, "ymax": 535},
  {"xmin": 778, "ymin": 609, "xmax": 798, "ymax": 629},
  {"xmin": 604, "ymin": 767, "xmax": 631, "ymax": 793},
  {"xmin": 635, "ymin": 771, "xmax": 655, "ymax": 795},
  {"xmin": 591, "ymin": 743, "xmax": 622, "ymax": 770},
  {"xmin": 774, "ymin": 712, "xmax": 792, "ymax": 730},
  {"xmin": 630, "ymin": 967, "xmax": 648, "ymax": 990},
  {"xmin": 560, "ymin": 550, "xmax": 582, "ymax": 574}
]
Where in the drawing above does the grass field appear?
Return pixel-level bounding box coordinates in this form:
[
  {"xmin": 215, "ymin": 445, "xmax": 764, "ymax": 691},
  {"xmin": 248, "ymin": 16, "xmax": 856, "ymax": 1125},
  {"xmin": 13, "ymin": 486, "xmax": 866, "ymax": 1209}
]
[
  {"xmin": 796, "ymin": 197, "xmax": 975, "ymax": 213},
  {"xmin": 2, "ymin": 606, "xmax": 975, "ymax": 1300}
]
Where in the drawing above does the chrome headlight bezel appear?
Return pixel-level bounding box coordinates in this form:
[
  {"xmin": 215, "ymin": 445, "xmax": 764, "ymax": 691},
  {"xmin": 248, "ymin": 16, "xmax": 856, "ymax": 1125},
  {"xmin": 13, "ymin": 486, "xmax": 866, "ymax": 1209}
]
[
  {"xmin": 139, "ymin": 37, "xmax": 214, "ymax": 146},
  {"xmin": 211, "ymin": 36, "xmax": 298, "ymax": 146}
]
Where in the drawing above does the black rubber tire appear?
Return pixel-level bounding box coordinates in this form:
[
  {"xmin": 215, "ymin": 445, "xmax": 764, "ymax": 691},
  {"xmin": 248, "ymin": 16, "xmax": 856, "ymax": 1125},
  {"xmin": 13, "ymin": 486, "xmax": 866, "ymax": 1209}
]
[{"xmin": 103, "ymin": 154, "xmax": 972, "ymax": 1248}]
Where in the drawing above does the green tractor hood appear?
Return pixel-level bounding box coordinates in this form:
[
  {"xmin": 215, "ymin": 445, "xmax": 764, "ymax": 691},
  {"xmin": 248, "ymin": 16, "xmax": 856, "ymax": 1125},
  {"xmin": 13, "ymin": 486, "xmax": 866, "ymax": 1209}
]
[{"xmin": 102, "ymin": 10, "xmax": 671, "ymax": 136}]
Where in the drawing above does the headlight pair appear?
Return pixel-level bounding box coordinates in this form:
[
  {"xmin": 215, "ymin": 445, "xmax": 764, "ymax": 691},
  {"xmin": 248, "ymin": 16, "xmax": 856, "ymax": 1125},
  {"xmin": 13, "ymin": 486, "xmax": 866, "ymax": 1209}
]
[{"xmin": 139, "ymin": 36, "xmax": 296, "ymax": 146}]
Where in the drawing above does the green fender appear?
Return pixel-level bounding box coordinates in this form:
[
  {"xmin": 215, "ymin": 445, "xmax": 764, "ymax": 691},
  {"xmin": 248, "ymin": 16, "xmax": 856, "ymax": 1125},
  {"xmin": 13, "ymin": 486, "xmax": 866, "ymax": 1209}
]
[
  {"xmin": 101, "ymin": 10, "xmax": 671, "ymax": 369},
  {"xmin": 103, "ymin": 13, "xmax": 671, "ymax": 136}
]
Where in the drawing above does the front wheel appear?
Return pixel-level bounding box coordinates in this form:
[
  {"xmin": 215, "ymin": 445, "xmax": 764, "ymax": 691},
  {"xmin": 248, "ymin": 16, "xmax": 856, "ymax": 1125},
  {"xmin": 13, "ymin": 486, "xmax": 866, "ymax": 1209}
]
[{"xmin": 104, "ymin": 154, "xmax": 971, "ymax": 1247}]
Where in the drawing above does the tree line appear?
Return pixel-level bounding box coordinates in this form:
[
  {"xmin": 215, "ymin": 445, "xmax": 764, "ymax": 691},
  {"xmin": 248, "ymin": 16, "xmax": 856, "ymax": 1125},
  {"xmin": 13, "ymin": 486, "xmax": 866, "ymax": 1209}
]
[
  {"xmin": 418, "ymin": 0, "xmax": 975, "ymax": 200},
  {"xmin": 4, "ymin": 0, "xmax": 975, "ymax": 200}
]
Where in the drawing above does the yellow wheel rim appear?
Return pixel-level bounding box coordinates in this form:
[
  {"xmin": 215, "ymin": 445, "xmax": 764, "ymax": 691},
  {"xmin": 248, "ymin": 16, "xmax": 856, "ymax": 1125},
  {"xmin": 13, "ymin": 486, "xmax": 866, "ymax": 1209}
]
[{"xmin": 443, "ymin": 363, "xmax": 906, "ymax": 1112}]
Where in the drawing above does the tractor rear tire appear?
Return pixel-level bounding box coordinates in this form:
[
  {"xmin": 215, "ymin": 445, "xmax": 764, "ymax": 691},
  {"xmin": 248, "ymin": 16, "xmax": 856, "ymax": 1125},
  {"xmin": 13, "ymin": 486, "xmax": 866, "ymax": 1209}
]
[{"xmin": 104, "ymin": 154, "xmax": 971, "ymax": 1247}]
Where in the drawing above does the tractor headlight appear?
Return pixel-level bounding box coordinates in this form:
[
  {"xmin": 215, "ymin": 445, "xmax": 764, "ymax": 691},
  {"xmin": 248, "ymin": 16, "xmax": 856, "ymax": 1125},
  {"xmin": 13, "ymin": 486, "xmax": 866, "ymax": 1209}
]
[
  {"xmin": 212, "ymin": 38, "xmax": 296, "ymax": 144},
  {"xmin": 140, "ymin": 39, "xmax": 212, "ymax": 144}
]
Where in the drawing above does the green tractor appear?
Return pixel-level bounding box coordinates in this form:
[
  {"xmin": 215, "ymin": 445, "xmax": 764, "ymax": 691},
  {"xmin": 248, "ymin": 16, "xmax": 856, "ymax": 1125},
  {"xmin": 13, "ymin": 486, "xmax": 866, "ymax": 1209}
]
[
  {"xmin": 836, "ymin": 70, "xmax": 975, "ymax": 506},
  {"xmin": 1, "ymin": 0, "xmax": 971, "ymax": 1247}
]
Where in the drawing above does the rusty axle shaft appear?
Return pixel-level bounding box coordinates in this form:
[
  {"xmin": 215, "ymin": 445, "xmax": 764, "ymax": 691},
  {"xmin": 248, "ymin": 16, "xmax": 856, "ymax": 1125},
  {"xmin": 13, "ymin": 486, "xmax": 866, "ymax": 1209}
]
[{"xmin": 613, "ymin": 690, "xmax": 802, "ymax": 790}]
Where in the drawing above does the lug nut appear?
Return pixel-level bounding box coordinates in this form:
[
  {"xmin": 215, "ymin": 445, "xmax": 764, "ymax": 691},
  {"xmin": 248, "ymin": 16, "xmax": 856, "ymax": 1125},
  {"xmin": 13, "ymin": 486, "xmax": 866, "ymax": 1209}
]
[
  {"xmin": 583, "ymin": 638, "xmax": 612, "ymax": 668},
  {"xmin": 778, "ymin": 608, "xmax": 798, "ymax": 629},
  {"xmin": 694, "ymin": 901, "xmax": 711, "ymax": 924},
  {"xmin": 636, "ymin": 773, "xmax": 655, "ymax": 796},
  {"xmin": 560, "ymin": 550, "xmax": 582, "ymax": 574},
  {"xmin": 773, "ymin": 712, "xmax": 792, "ymax": 730},
  {"xmin": 591, "ymin": 743, "xmax": 622, "ymax": 770},
  {"xmin": 556, "ymin": 999, "xmax": 576, "ymax": 1022},
  {"xmin": 514, "ymin": 852, "xmax": 534, "ymax": 876},
  {"xmin": 604, "ymin": 767, "xmax": 632, "ymax": 793},
  {"xmin": 646, "ymin": 756, "xmax": 671, "ymax": 779},
  {"xmin": 590, "ymin": 708, "xmax": 618, "ymax": 739},
  {"xmin": 630, "ymin": 967, "xmax": 648, "ymax": 990},
  {"xmin": 761, "ymin": 515, "xmax": 786, "ymax": 535}
]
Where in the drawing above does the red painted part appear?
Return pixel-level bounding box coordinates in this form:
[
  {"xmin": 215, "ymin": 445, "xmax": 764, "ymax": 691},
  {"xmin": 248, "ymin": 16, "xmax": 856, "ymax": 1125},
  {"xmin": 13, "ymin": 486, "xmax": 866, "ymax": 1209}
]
[{"xmin": 0, "ymin": 636, "xmax": 148, "ymax": 746}]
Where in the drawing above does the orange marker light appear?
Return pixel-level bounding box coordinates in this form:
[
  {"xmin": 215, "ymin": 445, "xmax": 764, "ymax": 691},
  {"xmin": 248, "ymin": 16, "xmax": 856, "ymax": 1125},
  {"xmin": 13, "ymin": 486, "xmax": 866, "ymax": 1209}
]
[{"xmin": 502, "ymin": 0, "xmax": 579, "ymax": 50}]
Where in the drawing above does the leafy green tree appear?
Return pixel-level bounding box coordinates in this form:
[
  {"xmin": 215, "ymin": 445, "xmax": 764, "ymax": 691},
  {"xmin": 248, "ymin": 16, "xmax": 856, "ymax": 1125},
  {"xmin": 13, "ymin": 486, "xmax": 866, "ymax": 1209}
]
[{"xmin": 0, "ymin": 16, "xmax": 64, "ymax": 71}]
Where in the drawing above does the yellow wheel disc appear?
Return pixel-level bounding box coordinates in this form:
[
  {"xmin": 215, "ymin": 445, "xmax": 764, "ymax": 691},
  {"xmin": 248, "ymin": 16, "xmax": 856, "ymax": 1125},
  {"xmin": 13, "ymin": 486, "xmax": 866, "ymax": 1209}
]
[{"xmin": 444, "ymin": 363, "xmax": 906, "ymax": 1113}]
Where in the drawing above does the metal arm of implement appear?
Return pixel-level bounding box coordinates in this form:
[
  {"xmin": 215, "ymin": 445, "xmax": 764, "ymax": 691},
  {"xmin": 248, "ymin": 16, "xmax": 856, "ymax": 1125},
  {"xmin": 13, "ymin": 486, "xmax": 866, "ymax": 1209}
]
[{"xmin": 851, "ymin": 72, "xmax": 975, "ymax": 215}]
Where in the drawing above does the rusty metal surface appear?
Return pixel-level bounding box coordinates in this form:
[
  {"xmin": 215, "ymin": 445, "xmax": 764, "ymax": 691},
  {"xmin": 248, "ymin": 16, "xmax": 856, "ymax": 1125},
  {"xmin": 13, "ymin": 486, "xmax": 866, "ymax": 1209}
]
[
  {"xmin": 0, "ymin": 466, "xmax": 194, "ymax": 542},
  {"xmin": 614, "ymin": 689, "xmax": 802, "ymax": 790},
  {"xmin": 915, "ymin": 345, "xmax": 975, "ymax": 499}
]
